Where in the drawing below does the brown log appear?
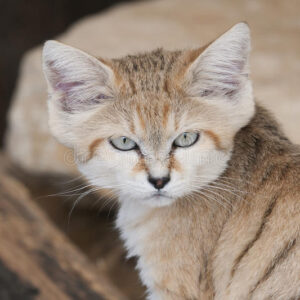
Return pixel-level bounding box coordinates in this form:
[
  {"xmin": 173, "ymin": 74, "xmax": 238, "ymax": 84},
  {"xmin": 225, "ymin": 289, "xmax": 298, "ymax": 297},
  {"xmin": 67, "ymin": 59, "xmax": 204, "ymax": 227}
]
[{"xmin": 0, "ymin": 155, "xmax": 127, "ymax": 300}]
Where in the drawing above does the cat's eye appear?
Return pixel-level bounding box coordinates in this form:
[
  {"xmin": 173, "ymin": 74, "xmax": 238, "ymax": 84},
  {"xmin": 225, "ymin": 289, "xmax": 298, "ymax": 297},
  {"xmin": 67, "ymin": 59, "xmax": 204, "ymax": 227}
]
[
  {"xmin": 173, "ymin": 132, "xmax": 199, "ymax": 148},
  {"xmin": 110, "ymin": 136, "xmax": 137, "ymax": 151}
]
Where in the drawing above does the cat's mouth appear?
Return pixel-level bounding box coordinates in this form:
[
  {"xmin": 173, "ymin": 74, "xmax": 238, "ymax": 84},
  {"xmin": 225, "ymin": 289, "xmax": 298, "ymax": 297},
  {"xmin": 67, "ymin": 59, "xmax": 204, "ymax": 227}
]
[
  {"xmin": 141, "ymin": 191, "xmax": 174, "ymax": 207},
  {"xmin": 152, "ymin": 191, "xmax": 171, "ymax": 198}
]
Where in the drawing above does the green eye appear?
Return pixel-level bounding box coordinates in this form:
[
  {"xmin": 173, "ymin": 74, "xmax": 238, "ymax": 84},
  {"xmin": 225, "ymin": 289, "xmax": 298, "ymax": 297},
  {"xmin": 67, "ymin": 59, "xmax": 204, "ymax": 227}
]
[
  {"xmin": 110, "ymin": 136, "xmax": 137, "ymax": 151},
  {"xmin": 173, "ymin": 132, "xmax": 199, "ymax": 148}
]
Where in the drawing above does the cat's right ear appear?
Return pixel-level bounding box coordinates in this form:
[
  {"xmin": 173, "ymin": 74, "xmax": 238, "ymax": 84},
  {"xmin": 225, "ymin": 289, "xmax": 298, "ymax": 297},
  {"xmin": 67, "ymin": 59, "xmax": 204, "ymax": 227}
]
[
  {"xmin": 42, "ymin": 41, "xmax": 116, "ymax": 147},
  {"xmin": 43, "ymin": 41, "xmax": 115, "ymax": 112}
]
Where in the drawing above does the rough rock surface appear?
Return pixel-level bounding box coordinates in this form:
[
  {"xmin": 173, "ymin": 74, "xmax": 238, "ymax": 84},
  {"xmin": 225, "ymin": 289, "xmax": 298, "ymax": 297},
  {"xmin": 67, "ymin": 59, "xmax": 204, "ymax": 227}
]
[
  {"xmin": 5, "ymin": 0, "xmax": 300, "ymax": 173},
  {"xmin": 0, "ymin": 154, "xmax": 126, "ymax": 300}
]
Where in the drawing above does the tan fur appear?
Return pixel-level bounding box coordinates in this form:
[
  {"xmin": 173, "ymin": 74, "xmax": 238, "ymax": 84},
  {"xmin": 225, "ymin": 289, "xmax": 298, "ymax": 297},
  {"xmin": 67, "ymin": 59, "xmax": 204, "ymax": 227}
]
[
  {"xmin": 136, "ymin": 103, "xmax": 147, "ymax": 132},
  {"xmin": 168, "ymin": 153, "xmax": 182, "ymax": 173},
  {"xmin": 162, "ymin": 103, "xmax": 170, "ymax": 128},
  {"xmin": 203, "ymin": 130, "xmax": 223, "ymax": 151},
  {"xmin": 43, "ymin": 24, "xmax": 300, "ymax": 299},
  {"xmin": 88, "ymin": 138, "xmax": 103, "ymax": 161},
  {"xmin": 117, "ymin": 107, "xmax": 300, "ymax": 299},
  {"xmin": 132, "ymin": 156, "xmax": 148, "ymax": 174}
]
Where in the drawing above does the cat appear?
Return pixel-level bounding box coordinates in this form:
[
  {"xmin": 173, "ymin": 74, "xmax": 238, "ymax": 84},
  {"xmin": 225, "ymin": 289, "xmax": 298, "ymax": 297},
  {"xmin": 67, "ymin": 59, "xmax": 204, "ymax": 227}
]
[{"xmin": 42, "ymin": 23, "xmax": 300, "ymax": 299}]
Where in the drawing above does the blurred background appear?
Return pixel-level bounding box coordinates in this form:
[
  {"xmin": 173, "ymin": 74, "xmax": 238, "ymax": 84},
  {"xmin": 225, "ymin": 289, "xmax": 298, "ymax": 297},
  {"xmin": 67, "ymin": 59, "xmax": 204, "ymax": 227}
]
[
  {"xmin": 0, "ymin": 0, "xmax": 299, "ymax": 299},
  {"xmin": 0, "ymin": 0, "xmax": 137, "ymax": 146}
]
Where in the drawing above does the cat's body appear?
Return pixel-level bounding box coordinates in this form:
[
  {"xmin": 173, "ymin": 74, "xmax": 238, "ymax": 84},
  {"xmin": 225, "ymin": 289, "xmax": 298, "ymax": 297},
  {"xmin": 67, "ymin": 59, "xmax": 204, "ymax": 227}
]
[
  {"xmin": 42, "ymin": 23, "xmax": 300, "ymax": 299},
  {"xmin": 117, "ymin": 106, "xmax": 300, "ymax": 299}
]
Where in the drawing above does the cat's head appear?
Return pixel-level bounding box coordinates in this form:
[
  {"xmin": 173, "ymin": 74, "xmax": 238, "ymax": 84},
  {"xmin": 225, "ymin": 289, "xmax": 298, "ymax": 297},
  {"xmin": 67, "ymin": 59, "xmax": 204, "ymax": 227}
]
[{"xmin": 43, "ymin": 23, "xmax": 254, "ymax": 207}]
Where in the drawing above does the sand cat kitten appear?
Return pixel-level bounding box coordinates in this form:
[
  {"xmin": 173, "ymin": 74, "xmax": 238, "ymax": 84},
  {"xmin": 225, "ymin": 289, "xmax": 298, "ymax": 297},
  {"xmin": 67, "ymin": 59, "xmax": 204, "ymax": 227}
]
[{"xmin": 43, "ymin": 23, "xmax": 300, "ymax": 299}]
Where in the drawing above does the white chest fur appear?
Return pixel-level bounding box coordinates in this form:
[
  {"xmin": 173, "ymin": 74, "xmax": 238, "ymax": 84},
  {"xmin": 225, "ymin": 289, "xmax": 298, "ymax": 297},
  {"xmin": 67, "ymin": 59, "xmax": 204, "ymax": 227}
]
[
  {"xmin": 116, "ymin": 200, "xmax": 159, "ymax": 294},
  {"xmin": 116, "ymin": 199, "xmax": 203, "ymax": 299}
]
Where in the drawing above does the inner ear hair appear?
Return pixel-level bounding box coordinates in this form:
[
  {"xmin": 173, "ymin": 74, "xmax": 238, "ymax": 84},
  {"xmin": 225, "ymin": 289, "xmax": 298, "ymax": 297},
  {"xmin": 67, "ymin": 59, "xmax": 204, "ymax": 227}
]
[
  {"xmin": 184, "ymin": 22, "xmax": 251, "ymax": 100},
  {"xmin": 42, "ymin": 40, "xmax": 116, "ymax": 112}
]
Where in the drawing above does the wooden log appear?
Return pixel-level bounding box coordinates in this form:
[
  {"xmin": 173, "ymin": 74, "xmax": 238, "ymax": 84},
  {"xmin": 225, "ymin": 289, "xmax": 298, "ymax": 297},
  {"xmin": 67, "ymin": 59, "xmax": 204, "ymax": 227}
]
[{"xmin": 0, "ymin": 155, "xmax": 127, "ymax": 300}]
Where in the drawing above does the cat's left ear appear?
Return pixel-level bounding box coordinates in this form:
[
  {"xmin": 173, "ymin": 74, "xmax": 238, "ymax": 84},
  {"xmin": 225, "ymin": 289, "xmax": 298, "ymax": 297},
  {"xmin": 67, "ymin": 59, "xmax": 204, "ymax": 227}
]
[{"xmin": 184, "ymin": 22, "xmax": 252, "ymax": 102}]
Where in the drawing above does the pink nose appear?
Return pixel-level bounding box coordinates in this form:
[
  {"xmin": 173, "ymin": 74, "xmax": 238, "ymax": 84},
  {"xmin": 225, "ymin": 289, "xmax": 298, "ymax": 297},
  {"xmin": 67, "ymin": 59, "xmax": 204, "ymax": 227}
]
[{"xmin": 148, "ymin": 176, "xmax": 170, "ymax": 190}]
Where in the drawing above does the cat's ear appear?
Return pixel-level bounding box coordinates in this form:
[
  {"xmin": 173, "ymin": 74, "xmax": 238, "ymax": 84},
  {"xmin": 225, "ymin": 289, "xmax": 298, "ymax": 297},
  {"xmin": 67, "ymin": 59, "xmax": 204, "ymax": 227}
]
[
  {"xmin": 42, "ymin": 41, "xmax": 116, "ymax": 147},
  {"xmin": 184, "ymin": 22, "xmax": 251, "ymax": 101},
  {"xmin": 43, "ymin": 40, "xmax": 115, "ymax": 112}
]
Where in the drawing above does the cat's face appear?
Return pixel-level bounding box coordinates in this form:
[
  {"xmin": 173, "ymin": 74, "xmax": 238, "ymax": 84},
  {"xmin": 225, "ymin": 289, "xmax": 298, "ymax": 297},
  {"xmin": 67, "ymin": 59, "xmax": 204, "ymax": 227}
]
[
  {"xmin": 43, "ymin": 23, "xmax": 254, "ymax": 207},
  {"xmin": 77, "ymin": 95, "xmax": 236, "ymax": 207}
]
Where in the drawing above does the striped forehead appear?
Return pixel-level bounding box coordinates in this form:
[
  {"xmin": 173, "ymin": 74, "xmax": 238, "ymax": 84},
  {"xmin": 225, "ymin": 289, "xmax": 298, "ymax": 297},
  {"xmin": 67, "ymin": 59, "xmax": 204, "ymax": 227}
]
[
  {"xmin": 112, "ymin": 49, "xmax": 181, "ymax": 95},
  {"xmin": 130, "ymin": 101, "xmax": 176, "ymax": 148}
]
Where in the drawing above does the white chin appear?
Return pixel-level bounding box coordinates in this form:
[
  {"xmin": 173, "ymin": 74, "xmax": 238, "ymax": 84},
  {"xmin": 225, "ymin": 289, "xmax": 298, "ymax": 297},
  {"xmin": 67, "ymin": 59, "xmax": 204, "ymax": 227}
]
[{"xmin": 141, "ymin": 194, "xmax": 176, "ymax": 207}]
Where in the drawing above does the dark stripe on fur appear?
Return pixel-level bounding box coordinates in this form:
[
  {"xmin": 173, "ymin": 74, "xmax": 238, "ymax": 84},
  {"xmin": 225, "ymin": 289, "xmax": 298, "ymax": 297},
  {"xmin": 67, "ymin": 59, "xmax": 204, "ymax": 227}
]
[
  {"xmin": 287, "ymin": 296, "xmax": 300, "ymax": 300},
  {"xmin": 249, "ymin": 238, "xmax": 297, "ymax": 296},
  {"xmin": 230, "ymin": 194, "xmax": 278, "ymax": 279}
]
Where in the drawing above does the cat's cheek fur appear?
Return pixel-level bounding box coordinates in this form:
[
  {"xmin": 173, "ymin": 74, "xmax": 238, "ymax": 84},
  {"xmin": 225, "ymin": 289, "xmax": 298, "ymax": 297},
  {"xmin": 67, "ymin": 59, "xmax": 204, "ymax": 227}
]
[
  {"xmin": 171, "ymin": 134, "xmax": 232, "ymax": 194},
  {"xmin": 78, "ymin": 129, "xmax": 232, "ymax": 209},
  {"xmin": 78, "ymin": 145, "xmax": 140, "ymax": 190}
]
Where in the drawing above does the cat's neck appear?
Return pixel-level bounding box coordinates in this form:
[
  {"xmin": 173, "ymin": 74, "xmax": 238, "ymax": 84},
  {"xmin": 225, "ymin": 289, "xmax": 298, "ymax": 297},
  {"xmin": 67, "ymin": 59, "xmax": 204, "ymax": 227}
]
[{"xmin": 222, "ymin": 104, "xmax": 292, "ymax": 193}]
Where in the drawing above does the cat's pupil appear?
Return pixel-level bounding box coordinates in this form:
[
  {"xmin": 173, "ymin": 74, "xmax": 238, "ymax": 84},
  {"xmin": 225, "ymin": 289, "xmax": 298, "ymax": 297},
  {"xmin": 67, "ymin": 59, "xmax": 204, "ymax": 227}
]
[
  {"xmin": 122, "ymin": 137, "xmax": 127, "ymax": 144},
  {"xmin": 183, "ymin": 133, "xmax": 187, "ymax": 139}
]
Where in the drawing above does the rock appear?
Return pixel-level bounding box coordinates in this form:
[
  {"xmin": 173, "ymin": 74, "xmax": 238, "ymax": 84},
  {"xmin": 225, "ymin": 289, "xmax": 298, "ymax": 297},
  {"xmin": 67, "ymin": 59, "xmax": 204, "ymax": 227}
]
[
  {"xmin": 0, "ymin": 153, "xmax": 127, "ymax": 300},
  {"xmin": 5, "ymin": 0, "xmax": 300, "ymax": 174},
  {"xmin": 2, "ymin": 151, "xmax": 144, "ymax": 298}
]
